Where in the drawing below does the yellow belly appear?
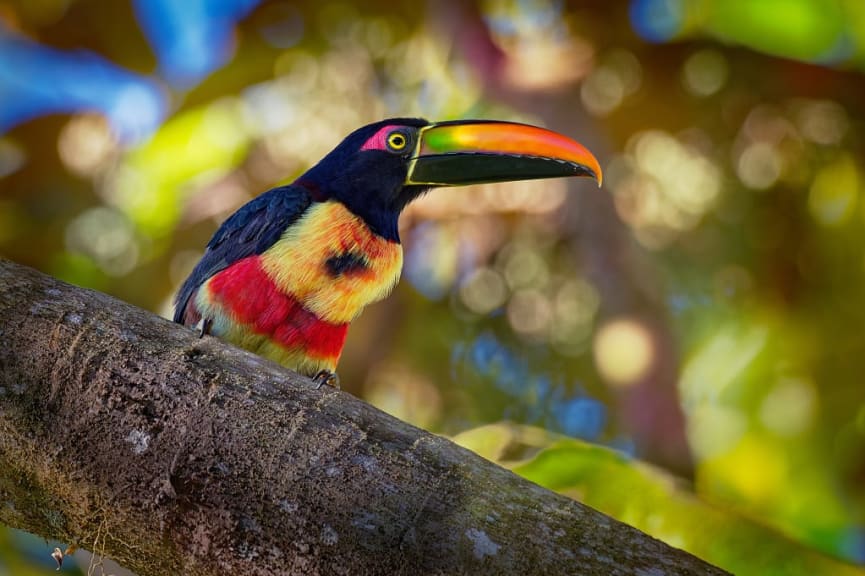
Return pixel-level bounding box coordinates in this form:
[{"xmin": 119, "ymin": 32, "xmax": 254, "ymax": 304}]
[{"xmin": 259, "ymin": 201, "xmax": 403, "ymax": 324}]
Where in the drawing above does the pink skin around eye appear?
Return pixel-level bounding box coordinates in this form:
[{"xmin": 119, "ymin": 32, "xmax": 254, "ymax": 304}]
[{"xmin": 360, "ymin": 125, "xmax": 402, "ymax": 151}]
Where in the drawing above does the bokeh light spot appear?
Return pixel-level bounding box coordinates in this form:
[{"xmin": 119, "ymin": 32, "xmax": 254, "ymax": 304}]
[
  {"xmin": 550, "ymin": 279, "xmax": 599, "ymax": 355},
  {"xmin": 689, "ymin": 404, "xmax": 747, "ymax": 459},
  {"xmin": 555, "ymin": 278, "xmax": 599, "ymax": 326},
  {"xmin": 460, "ymin": 267, "xmax": 508, "ymax": 315},
  {"xmin": 108, "ymin": 83, "xmax": 168, "ymax": 143},
  {"xmin": 507, "ymin": 289, "xmax": 552, "ymax": 339},
  {"xmin": 809, "ymin": 154, "xmax": 859, "ymax": 226},
  {"xmin": 736, "ymin": 142, "xmax": 782, "ymax": 190},
  {"xmin": 581, "ymin": 66, "xmax": 625, "ymax": 117},
  {"xmin": 760, "ymin": 377, "xmax": 817, "ymax": 437},
  {"xmin": 592, "ymin": 318, "xmax": 654, "ymax": 387},
  {"xmin": 629, "ymin": 0, "xmax": 685, "ymax": 43},
  {"xmin": 58, "ymin": 114, "xmax": 116, "ymax": 176},
  {"xmin": 65, "ymin": 206, "xmax": 138, "ymax": 276},
  {"xmin": 582, "ymin": 49, "xmax": 644, "ymax": 116},
  {"xmin": 794, "ymin": 99, "xmax": 848, "ymax": 145},
  {"xmin": 613, "ymin": 130, "xmax": 721, "ymax": 247},
  {"xmin": 502, "ymin": 246, "xmax": 548, "ymax": 290},
  {"xmin": 682, "ymin": 49, "xmax": 728, "ymax": 97}
]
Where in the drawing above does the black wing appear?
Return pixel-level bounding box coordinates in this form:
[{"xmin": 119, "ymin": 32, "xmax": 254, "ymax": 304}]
[{"xmin": 173, "ymin": 184, "xmax": 313, "ymax": 324}]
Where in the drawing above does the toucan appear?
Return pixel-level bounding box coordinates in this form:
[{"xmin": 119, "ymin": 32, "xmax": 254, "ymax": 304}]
[{"xmin": 174, "ymin": 118, "xmax": 601, "ymax": 386}]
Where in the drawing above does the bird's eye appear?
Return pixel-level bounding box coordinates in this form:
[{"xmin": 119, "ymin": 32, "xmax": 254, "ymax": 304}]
[{"xmin": 386, "ymin": 130, "xmax": 410, "ymax": 152}]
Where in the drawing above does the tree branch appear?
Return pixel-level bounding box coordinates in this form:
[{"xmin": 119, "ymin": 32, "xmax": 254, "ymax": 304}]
[{"xmin": 0, "ymin": 259, "xmax": 726, "ymax": 575}]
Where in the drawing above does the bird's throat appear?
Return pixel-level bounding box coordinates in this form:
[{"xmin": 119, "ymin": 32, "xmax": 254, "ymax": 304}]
[{"xmin": 259, "ymin": 201, "xmax": 403, "ymax": 324}]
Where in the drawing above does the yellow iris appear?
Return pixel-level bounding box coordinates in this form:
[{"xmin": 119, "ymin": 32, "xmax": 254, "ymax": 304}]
[{"xmin": 387, "ymin": 132, "xmax": 407, "ymax": 151}]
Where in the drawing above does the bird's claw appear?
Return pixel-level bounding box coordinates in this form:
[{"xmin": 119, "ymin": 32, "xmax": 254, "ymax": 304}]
[
  {"xmin": 199, "ymin": 318, "xmax": 213, "ymax": 338},
  {"xmin": 313, "ymin": 370, "xmax": 340, "ymax": 390}
]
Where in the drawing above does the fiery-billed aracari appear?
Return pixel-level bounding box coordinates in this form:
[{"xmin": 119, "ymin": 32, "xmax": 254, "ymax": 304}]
[{"xmin": 174, "ymin": 118, "xmax": 601, "ymax": 386}]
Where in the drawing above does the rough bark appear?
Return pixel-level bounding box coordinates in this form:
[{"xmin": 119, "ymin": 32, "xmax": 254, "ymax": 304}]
[{"xmin": 0, "ymin": 259, "xmax": 726, "ymax": 576}]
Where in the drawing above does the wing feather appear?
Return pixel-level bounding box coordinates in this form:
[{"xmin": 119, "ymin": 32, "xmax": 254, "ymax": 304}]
[{"xmin": 173, "ymin": 184, "xmax": 313, "ymax": 324}]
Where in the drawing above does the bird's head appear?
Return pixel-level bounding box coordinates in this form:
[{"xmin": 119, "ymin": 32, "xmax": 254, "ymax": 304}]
[{"xmin": 296, "ymin": 117, "xmax": 602, "ymax": 241}]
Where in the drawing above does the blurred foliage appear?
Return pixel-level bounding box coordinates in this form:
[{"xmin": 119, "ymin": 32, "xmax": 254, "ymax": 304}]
[
  {"xmin": 0, "ymin": 529, "xmax": 83, "ymax": 575},
  {"xmin": 1, "ymin": 0, "xmax": 865, "ymax": 572},
  {"xmin": 455, "ymin": 423, "xmax": 863, "ymax": 576}
]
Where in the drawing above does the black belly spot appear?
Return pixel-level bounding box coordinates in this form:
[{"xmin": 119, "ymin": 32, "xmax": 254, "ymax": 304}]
[{"xmin": 325, "ymin": 252, "xmax": 368, "ymax": 277}]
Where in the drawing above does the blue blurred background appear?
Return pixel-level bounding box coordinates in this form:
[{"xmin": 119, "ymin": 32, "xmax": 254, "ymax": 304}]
[{"xmin": 1, "ymin": 0, "xmax": 865, "ymax": 574}]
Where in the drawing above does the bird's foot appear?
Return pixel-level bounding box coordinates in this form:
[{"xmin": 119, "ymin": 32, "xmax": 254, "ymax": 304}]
[
  {"xmin": 313, "ymin": 370, "xmax": 340, "ymax": 390},
  {"xmin": 199, "ymin": 317, "xmax": 213, "ymax": 338}
]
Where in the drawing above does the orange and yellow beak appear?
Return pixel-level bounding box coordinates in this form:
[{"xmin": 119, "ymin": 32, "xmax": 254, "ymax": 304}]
[{"xmin": 405, "ymin": 120, "xmax": 602, "ymax": 188}]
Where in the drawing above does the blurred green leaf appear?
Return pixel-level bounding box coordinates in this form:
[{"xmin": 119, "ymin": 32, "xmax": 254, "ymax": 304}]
[
  {"xmin": 455, "ymin": 423, "xmax": 865, "ymax": 576},
  {"xmin": 115, "ymin": 99, "xmax": 251, "ymax": 237}
]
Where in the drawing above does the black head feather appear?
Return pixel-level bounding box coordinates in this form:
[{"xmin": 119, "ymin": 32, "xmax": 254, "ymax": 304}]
[{"xmin": 295, "ymin": 117, "xmax": 432, "ymax": 241}]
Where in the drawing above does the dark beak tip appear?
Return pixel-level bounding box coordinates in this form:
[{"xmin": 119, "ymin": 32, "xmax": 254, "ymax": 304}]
[
  {"xmin": 582, "ymin": 162, "xmax": 603, "ymax": 187},
  {"xmin": 568, "ymin": 161, "xmax": 602, "ymax": 186}
]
